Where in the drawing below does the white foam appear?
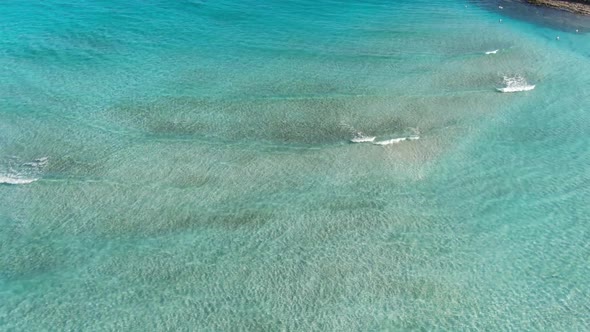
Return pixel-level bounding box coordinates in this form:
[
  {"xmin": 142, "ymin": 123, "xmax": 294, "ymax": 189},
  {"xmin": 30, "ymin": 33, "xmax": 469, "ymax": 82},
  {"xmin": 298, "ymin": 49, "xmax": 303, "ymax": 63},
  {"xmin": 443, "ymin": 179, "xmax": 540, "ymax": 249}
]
[
  {"xmin": 1, "ymin": 156, "xmax": 47, "ymax": 184},
  {"xmin": 373, "ymin": 136, "xmax": 419, "ymax": 145},
  {"xmin": 23, "ymin": 157, "xmax": 49, "ymax": 167},
  {"xmin": 497, "ymin": 75, "xmax": 535, "ymax": 93},
  {"xmin": 350, "ymin": 136, "xmax": 376, "ymax": 143},
  {"xmin": 0, "ymin": 175, "xmax": 38, "ymax": 185},
  {"xmin": 485, "ymin": 49, "xmax": 499, "ymax": 55},
  {"xmin": 497, "ymin": 85, "xmax": 535, "ymax": 93}
]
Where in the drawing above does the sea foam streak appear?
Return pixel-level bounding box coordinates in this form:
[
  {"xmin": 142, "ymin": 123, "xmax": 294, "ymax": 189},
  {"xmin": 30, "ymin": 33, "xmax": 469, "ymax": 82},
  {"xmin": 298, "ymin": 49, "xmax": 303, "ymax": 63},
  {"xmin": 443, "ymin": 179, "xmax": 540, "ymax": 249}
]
[
  {"xmin": 23, "ymin": 157, "xmax": 49, "ymax": 167},
  {"xmin": 350, "ymin": 136, "xmax": 376, "ymax": 143},
  {"xmin": 485, "ymin": 49, "xmax": 499, "ymax": 54},
  {"xmin": 0, "ymin": 175, "xmax": 38, "ymax": 185},
  {"xmin": 497, "ymin": 75, "xmax": 535, "ymax": 93},
  {"xmin": 373, "ymin": 136, "xmax": 419, "ymax": 145},
  {"xmin": 497, "ymin": 85, "xmax": 535, "ymax": 93},
  {"xmin": 0, "ymin": 156, "xmax": 47, "ymax": 184},
  {"xmin": 350, "ymin": 131, "xmax": 376, "ymax": 143}
]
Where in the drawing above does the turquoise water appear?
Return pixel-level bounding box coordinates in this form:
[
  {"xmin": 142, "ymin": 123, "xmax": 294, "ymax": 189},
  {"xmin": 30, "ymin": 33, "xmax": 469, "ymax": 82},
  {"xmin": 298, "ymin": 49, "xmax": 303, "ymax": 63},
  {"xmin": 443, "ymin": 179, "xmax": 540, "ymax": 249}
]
[{"xmin": 1, "ymin": 0, "xmax": 590, "ymax": 330}]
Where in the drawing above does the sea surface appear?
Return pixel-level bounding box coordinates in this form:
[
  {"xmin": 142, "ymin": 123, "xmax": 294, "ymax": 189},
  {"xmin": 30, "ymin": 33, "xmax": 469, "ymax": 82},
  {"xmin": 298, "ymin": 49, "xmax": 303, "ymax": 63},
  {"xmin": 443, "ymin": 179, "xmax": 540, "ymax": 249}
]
[{"xmin": 1, "ymin": 0, "xmax": 589, "ymax": 330}]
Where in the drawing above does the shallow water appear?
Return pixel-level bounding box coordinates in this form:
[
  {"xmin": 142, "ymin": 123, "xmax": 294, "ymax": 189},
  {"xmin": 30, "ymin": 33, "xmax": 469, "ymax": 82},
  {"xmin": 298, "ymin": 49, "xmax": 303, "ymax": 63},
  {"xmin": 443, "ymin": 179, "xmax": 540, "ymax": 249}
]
[{"xmin": 1, "ymin": 0, "xmax": 590, "ymax": 330}]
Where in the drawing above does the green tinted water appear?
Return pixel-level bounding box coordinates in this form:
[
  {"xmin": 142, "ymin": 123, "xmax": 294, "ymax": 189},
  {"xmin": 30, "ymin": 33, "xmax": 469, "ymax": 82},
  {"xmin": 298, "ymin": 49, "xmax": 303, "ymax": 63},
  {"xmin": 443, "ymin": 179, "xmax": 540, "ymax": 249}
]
[{"xmin": 1, "ymin": 0, "xmax": 589, "ymax": 330}]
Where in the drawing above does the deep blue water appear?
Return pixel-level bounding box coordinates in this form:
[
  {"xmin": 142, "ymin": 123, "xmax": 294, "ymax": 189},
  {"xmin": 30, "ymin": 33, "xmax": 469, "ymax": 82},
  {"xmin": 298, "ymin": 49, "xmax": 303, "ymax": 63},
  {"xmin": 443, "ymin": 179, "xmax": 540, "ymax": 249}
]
[{"xmin": 1, "ymin": 0, "xmax": 590, "ymax": 330}]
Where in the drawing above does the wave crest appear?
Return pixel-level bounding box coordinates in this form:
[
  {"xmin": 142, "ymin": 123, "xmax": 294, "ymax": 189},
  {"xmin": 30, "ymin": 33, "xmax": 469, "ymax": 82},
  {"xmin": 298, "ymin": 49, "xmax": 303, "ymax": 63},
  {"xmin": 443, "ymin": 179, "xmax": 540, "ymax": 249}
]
[
  {"xmin": 350, "ymin": 134, "xmax": 376, "ymax": 143},
  {"xmin": 497, "ymin": 75, "xmax": 535, "ymax": 93},
  {"xmin": 0, "ymin": 156, "xmax": 48, "ymax": 185},
  {"xmin": 374, "ymin": 136, "xmax": 419, "ymax": 146},
  {"xmin": 0, "ymin": 175, "xmax": 38, "ymax": 185}
]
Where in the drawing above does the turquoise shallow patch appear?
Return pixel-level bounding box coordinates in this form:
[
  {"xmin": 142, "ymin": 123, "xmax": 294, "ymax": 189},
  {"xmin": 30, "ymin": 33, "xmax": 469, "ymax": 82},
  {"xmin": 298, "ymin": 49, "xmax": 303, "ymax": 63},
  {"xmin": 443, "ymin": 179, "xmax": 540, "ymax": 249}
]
[{"xmin": 1, "ymin": 0, "xmax": 589, "ymax": 330}]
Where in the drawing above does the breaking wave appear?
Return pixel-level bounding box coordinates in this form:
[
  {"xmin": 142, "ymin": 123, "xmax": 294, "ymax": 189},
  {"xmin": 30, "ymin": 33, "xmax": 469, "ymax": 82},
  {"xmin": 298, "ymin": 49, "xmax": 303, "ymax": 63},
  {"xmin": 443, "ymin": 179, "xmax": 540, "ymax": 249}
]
[
  {"xmin": 0, "ymin": 175, "xmax": 38, "ymax": 185},
  {"xmin": 373, "ymin": 136, "xmax": 419, "ymax": 146},
  {"xmin": 350, "ymin": 133, "xmax": 376, "ymax": 143},
  {"xmin": 497, "ymin": 75, "xmax": 535, "ymax": 93},
  {"xmin": 0, "ymin": 156, "xmax": 47, "ymax": 185}
]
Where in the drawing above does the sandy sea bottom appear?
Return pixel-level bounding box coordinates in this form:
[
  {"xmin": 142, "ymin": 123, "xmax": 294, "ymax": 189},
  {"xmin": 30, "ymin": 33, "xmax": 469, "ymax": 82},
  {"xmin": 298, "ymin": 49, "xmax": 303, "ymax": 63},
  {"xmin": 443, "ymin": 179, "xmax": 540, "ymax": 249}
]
[{"xmin": 1, "ymin": 0, "xmax": 590, "ymax": 330}]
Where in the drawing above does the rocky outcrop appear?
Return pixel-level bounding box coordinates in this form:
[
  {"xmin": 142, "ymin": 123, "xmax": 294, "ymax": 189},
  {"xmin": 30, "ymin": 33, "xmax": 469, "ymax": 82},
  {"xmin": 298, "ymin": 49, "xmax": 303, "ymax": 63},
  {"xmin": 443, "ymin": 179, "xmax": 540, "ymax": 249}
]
[{"xmin": 528, "ymin": 0, "xmax": 590, "ymax": 15}]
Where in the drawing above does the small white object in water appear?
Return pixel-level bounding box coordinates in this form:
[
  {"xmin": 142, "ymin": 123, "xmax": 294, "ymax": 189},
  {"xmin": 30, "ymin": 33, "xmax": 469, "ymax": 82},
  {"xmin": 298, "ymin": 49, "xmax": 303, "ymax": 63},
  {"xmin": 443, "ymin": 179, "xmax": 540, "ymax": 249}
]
[
  {"xmin": 485, "ymin": 49, "xmax": 499, "ymax": 55},
  {"xmin": 499, "ymin": 5, "xmax": 503, "ymax": 9},
  {"xmin": 556, "ymin": 36, "xmax": 560, "ymax": 40}
]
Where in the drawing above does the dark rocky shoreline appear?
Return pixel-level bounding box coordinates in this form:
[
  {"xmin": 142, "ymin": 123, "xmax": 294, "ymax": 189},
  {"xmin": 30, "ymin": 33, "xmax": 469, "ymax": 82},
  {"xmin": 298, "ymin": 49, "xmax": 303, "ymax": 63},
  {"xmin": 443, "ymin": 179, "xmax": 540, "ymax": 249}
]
[
  {"xmin": 528, "ymin": 0, "xmax": 590, "ymax": 15},
  {"xmin": 476, "ymin": 0, "xmax": 590, "ymax": 32}
]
